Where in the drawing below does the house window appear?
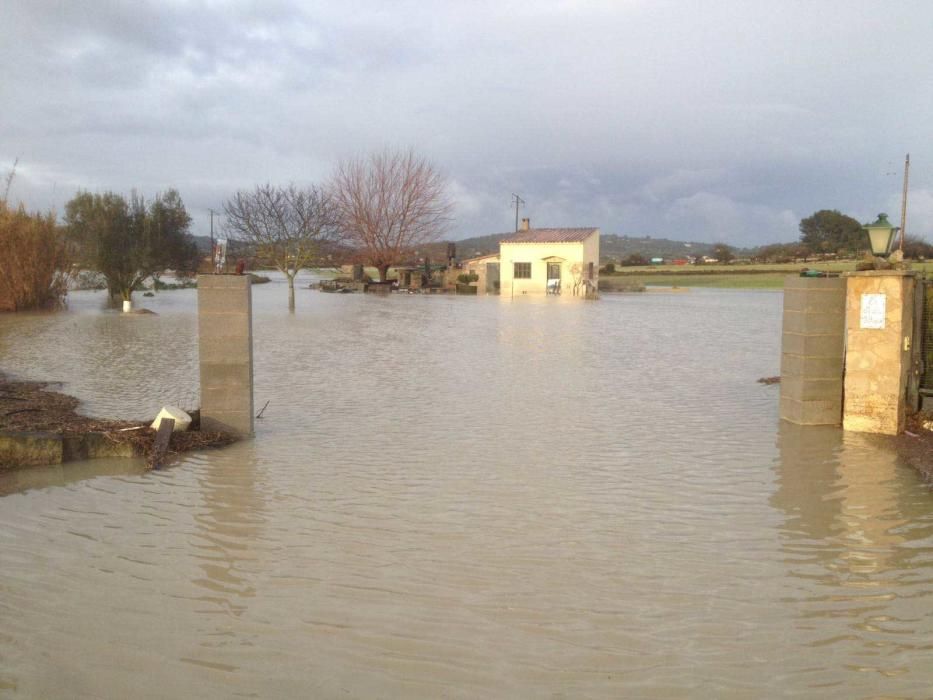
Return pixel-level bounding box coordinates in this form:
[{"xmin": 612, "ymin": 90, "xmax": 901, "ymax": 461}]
[
  {"xmin": 587, "ymin": 262, "xmax": 594, "ymax": 280},
  {"xmin": 514, "ymin": 262, "xmax": 531, "ymax": 279}
]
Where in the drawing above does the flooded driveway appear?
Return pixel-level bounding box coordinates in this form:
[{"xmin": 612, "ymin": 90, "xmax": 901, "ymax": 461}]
[{"xmin": 1, "ymin": 278, "xmax": 932, "ymax": 698}]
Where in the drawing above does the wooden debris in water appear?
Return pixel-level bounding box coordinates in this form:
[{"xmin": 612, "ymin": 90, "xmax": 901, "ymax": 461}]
[{"xmin": 147, "ymin": 418, "xmax": 174, "ymax": 469}]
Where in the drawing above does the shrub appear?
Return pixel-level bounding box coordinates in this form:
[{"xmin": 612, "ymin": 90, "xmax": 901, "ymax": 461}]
[
  {"xmin": 602, "ymin": 262, "xmax": 616, "ymax": 273},
  {"xmin": 152, "ymin": 277, "xmax": 197, "ymax": 290},
  {"xmin": 0, "ymin": 201, "xmax": 71, "ymax": 311},
  {"xmin": 72, "ymin": 270, "xmax": 107, "ymax": 291},
  {"xmin": 620, "ymin": 253, "xmax": 650, "ymax": 267},
  {"xmin": 457, "ymin": 272, "xmax": 479, "ymax": 284}
]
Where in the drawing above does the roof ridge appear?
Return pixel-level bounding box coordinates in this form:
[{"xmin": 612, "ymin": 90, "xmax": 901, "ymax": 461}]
[{"xmin": 501, "ymin": 227, "xmax": 598, "ymax": 243}]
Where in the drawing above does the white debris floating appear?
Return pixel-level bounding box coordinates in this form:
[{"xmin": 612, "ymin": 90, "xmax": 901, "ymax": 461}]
[{"xmin": 150, "ymin": 406, "xmax": 192, "ymax": 433}]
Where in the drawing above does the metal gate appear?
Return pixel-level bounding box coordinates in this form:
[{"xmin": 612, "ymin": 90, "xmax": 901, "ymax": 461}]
[{"xmin": 921, "ymin": 279, "xmax": 933, "ymax": 396}]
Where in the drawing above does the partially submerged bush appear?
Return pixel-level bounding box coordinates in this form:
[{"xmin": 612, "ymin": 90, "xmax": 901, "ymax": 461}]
[
  {"xmin": 151, "ymin": 277, "xmax": 197, "ymax": 290},
  {"xmin": 71, "ymin": 270, "xmax": 107, "ymax": 291},
  {"xmin": 0, "ymin": 201, "xmax": 71, "ymax": 311}
]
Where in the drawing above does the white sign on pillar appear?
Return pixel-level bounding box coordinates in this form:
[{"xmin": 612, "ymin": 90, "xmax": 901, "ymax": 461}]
[{"xmin": 859, "ymin": 293, "xmax": 886, "ymax": 329}]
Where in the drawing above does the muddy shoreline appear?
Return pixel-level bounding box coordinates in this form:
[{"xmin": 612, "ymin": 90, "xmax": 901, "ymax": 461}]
[
  {"xmin": 896, "ymin": 412, "xmax": 933, "ymax": 483},
  {"xmin": 0, "ymin": 372, "xmax": 236, "ymax": 469}
]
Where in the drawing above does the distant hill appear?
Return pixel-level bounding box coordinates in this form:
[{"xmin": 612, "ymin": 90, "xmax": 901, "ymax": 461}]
[
  {"xmin": 448, "ymin": 233, "xmax": 511, "ymax": 258},
  {"xmin": 446, "ymin": 231, "xmax": 750, "ymax": 262},
  {"xmin": 193, "ymin": 230, "xmax": 759, "ymax": 265},
  {"xmin": 599, "ymin": 234, "xmax": 715, "ymax": 261},
  {"xmin": 192, "ymin": 234, "xmax": 213, "ymax": 254}
]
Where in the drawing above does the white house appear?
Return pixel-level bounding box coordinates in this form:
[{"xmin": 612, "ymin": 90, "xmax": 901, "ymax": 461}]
[{"xmin": 498, "ymin": 220, "xmax": 599, "ymax": 297}]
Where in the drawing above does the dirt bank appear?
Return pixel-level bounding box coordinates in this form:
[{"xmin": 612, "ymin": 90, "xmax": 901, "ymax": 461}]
[
  {"xmin": 896, "ymin": 412, "xmax": 933, "ymax": 483},
  {"xmin": 0, "ymin": 373, "xmax": 236, "ymax": 468}
]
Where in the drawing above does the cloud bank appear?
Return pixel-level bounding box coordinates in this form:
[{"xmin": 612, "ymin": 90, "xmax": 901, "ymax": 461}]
[{"xmin": 2, "ymin": 0, "xmax": 932, "ymax": 245}]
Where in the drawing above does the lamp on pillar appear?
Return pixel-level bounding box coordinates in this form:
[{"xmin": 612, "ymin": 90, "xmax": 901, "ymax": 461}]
[{"xmin": 862, "ymin": 213, "xmax": 899, "ymax": 258}]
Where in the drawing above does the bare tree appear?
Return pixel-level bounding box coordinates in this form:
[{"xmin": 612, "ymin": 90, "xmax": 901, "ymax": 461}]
[
  {"xmin": 330, "ymin": 149, "xmax": 452, "ymax": 282},
  {"xmin": 223, "ymin": 184, "xmax": 338, "ymax": 310}
]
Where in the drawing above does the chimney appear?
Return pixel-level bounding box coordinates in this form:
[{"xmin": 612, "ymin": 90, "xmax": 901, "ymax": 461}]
[{"xmin": 520, "ymin": 217, "xmax": 530, "ymax": 231}]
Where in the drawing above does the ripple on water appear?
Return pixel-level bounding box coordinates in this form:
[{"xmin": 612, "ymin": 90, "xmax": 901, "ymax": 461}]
[{"xmin": 0, "ymin": 281, "xmax": 932, "ymax": 698}]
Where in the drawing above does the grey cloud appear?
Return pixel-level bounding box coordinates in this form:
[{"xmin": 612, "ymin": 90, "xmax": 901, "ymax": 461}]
[{"xmin": 2, "ymin": 0, "xmax": 932, "ymax": 245}]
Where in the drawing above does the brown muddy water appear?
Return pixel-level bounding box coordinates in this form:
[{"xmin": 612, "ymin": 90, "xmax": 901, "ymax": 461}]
[{"xmin": 1, "ymin": 275, "xmax": 932, "ymax": 698}]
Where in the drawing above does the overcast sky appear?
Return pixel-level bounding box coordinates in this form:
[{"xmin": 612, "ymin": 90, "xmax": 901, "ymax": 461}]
[{"xmin": 2, "ymin": 0, "xmax": 932, "ymax": 245}]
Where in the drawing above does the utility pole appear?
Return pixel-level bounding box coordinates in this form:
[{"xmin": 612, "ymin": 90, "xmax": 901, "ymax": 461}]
[
  {"xmin": 511, "ymin": 193, "xmax": 525, "ymax": 232},
  {"xmin": 899, "ymin": 153, "xmax": 909, "ymax": 251},
  {"xmin": 209, "ymin": 208, "xmax": 218, "ymax": 252}
]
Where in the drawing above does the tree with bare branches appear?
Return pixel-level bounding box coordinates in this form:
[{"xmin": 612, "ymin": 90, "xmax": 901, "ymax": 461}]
[
  {"xmin": 223, "ymin": 184, "xmax": 339, "ymax": 311},
  {"xmin": 330, "ymin": 150, "xmax": 452, "ymax": 282}
]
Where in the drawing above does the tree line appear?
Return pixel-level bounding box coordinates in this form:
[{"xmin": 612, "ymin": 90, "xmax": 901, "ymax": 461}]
[
  {"xmin": 1, "ymin": 149, "xmax": 452, "ymax": 311},
  {"xmin": 223, "ymin": 150, "xmax": 451, "ymax": 310},
  {"xmin": 752, "ymin": 210, "xmax": 932, "ymax": 263},
  {"xmin": 3, "ymin": 153, "xmax": 932, "ymax": 312},
  {"xmin": 610, "ymin": 210, "xmax": 933, "ymax": 267}
]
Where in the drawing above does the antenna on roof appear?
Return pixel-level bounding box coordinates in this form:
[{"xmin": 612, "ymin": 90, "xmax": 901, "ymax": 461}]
[
  {"xmin": 510, "ymin": 193, "xmax": 525, "ymax": 232},
  {"xmin": 899, "ymin": 153, "xmax": 909, "ymax": 252}
]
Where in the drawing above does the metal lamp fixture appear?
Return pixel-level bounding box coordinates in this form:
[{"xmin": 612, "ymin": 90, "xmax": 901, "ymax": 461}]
[{"xmin": 862, "ymin": 213, "xmax": 899, "ymax": 258}]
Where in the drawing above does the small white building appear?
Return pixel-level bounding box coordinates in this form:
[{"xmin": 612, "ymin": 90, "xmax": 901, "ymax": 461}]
[{"xmin": 498, "ymin": 221, "xmax": 599, "ymax": 297}]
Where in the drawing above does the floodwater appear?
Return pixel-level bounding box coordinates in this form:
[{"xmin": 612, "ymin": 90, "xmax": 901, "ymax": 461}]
[{"xmin": 1, "ymin": 276, "xmax": 932, "ymax": 698}]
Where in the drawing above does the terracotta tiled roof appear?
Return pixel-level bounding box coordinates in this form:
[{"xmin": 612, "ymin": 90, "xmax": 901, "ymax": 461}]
[
  {"xmin": 461, "ymin": 253, "xmax": 500, "ymax": 263},
  {"xmin": 502, "ymin": 228, "xmax": 598, "ymax": 243}
]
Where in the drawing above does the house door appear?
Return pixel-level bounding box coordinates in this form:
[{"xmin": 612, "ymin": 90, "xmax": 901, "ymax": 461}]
[
  {"xmin": 486, "ymin": 262, "xmax": 499, "ymax": 294},
  {"xmin": 547, "ymin": 262, "xmax": 561, "ymax": 294}
]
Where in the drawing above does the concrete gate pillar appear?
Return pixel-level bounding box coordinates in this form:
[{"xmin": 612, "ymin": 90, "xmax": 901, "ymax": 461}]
[
  {"xmin": 779, "ymin": 276, "xmax": 847, "ymax": 425},
  {"xmin": 842, "ymin": 271, "xmax": 918, "ymax": 435},
  {"xmin": 198, "ymin": 274, "xmax": 254, "ymax": 436}
]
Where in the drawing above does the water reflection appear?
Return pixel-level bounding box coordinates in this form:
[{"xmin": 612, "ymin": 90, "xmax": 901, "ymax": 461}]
[
  {"xmin": 773, "ymin": 422, "xmax": 933, "ymax": 683},
  {"xmin": 190, "ymin": 443, "xmax": 265, "ymax": 615},
  {"xmin": 772, "ymin": 423, "xmax": 846, "ymax": 543},
  {"xmin": 0, "ymin": 456, "xmax": 147, "ymax": 496}
]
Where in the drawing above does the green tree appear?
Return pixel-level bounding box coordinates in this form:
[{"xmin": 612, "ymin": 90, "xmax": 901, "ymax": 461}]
[
  {"xmin": 620, "ymin": 253, "xmax": 649, "ymax": 267},
  {"xmin": 65, "ymin": 189, "xmax": 198, "ymax": 304},
  {"xmin": 902, "ymin": 234, "xmax": 933, "ymax": 260},
  {"xmin": 798, "ymin": 210, "xmax": 863, "ymax": 255},
  {"xmin": 147, "ymin": 189, "xmax": 199, "ymax": 284},
  {"xmin": 711, "ymin": 243, "xmax": 735, "ymax": 263}
]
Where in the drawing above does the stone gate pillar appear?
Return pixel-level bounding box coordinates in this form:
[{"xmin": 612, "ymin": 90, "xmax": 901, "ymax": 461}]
[
  {"xmin": 842, "ymin": 271, "xmax": 918, "ymax": 435},
  {"xmin": 198, "ymin": 274, "xmax": 254, "ymax": 436}
]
